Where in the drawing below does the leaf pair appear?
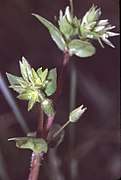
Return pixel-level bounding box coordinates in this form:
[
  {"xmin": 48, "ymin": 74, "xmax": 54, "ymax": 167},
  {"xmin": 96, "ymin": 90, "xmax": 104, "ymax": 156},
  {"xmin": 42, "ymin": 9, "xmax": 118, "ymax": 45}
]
[{"xmin": 8, "ymin": 137, "xmax": 48, "ymax": 153}]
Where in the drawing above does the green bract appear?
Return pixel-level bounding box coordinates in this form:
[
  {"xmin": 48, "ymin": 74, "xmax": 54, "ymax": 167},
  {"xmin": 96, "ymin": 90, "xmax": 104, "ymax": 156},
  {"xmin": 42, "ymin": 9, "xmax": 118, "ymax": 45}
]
[
  {"xmin": 6, "ymin": 57, "xmax": 57, "ymax": 111},
  {"xmin": 58, "ymin": 6, "xmax": 79, "ymax": 40},
  {"xmin": 8, "ymin": 137, "xmax": 48, "ymax": 153},
  {"xmin": 69, "ymin": 105, "xmax": 87, "ymax": 123},
  {"xmin": 68, "ymin": 39, "xmax": 96, "ymax": 57}
]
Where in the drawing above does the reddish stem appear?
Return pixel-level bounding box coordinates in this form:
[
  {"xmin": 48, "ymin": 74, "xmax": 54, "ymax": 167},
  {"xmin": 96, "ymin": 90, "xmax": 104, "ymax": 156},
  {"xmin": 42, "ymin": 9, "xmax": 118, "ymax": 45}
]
[
  {"xmin": 28, "ymin": 152, "xmax": 43, "ymax": 180},
  {"xmin": 28, "ymin": 51, "xmax": 70, "ymax": 180},
  {"xmin": 53, "ymin": 51, "xmax": 70, "ymax": 105}
]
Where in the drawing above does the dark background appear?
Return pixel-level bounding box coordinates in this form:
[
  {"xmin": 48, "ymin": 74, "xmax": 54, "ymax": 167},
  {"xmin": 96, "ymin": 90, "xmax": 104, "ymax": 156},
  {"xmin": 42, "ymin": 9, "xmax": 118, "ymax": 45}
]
[{"xmin": 0, "ymin": 0, "xmax": 120, "ymax": 180}]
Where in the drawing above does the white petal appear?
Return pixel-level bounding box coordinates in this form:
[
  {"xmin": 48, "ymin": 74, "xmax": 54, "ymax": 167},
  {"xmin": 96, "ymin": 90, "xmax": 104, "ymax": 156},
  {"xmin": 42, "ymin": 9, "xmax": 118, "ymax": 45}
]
[
  {"xmin": 98, "ymin": 19, "xmax": 109, "ymax": 26},
  {"xmin": 94, "ymin": 26, "xmax": 105, "ymax": 32},
  {"xmin": 101, "ymin": 36, "xmax": 115, "ymax": 48},
  {"xmin": 105, "ymin": 25, "xmax": 115, "ymax": 30},
  {"xmin": 106, "ymin": 31, "xmax": 120, "ymax": 37}
]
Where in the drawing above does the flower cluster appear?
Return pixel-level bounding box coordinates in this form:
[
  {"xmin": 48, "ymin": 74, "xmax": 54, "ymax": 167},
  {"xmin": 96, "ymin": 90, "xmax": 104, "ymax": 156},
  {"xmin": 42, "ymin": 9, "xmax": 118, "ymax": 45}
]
[
  {"xmin": 32, "ymin": 5, "xmax": 119, "ymax": 58},
  {"xmin": 80, "ymin": 5, "xmax": 119, "ymax": 48},
  {"xmin": 6, "ymin": 57, "xmax": 57, "ymax": 112}
]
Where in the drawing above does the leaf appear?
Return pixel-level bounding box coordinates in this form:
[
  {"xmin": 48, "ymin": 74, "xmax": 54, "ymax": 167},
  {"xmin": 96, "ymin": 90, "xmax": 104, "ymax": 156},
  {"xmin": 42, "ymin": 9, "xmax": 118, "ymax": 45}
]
[
  {"xmin": 41, "ymin": 69, "xmax": 48, "ymax": 82},
  {"xmin": 44, "ymin": 68, "xmax": 57, "ymax": 96},
  {"xmin": 19, "ymin": 57, "xmax": 32, "ymax": 81},
  {"xmin": 68, "ymin": 39, "xmax": 96, "ymax": 57},
  {"xmin": 69, "ymin": 105, "xmax": 87, "ymax": 123},
  {"xmin": 10, "ymin": 85, "xmax": 25, "ymax": 94},
  {"xmin": 8, "ymin": 137, "xmax": 48, "ymax": 153},
  {"xmin": 6, "ymin": 73, "xmax": 23, "ymax": 86},
  {"xmin": 28, "ymin": 96, "xmax": 37, "ymax": 111},
  {"xmin": 32, "ymin": 14, "xmax": 67, "ymax": 51}
]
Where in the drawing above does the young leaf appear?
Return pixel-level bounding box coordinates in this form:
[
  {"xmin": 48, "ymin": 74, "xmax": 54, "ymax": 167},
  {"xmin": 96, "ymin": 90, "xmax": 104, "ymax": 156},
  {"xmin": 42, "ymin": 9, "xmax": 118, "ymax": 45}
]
[
  {"xmin": 32, "ymin": 14, "xmax": 67, "ymax": 51},
  {"xmin": 8, "ymin": 137, "xmax": 48, "ymax": 153},
  {"xmin": 44, "ymin": 68, "xmax": 57, "ymax": 96},
  {"xmin": 69, "ymin": 105, "xmax": 87, "ymax": 123},
  {"xmin": 6, "ymin": 73, "xmax": 23, "ymax": 86},
  {"xmin": 19, "ymin": 57, "xmax": 32, "ymax": 81},
  {"xmin": 68, "ymin": 39, "xmax": 96, "ymax": 57}
]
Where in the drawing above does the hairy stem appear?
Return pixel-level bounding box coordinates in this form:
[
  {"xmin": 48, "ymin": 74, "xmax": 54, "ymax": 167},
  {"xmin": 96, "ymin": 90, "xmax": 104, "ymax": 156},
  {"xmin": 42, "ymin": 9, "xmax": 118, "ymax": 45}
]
[
  {"xmin": 28, "ymin": 152, "xmax": 43, "ymax": 180},
  {"xmin": 28, "ymin": 106, "xmax": 44, "ymax": 180}
]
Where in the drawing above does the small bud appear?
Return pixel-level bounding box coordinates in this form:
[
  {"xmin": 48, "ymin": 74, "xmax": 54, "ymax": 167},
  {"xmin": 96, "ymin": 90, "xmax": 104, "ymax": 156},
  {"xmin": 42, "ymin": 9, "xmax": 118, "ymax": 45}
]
[{"xmin": 69, "ymin": 105, "xmax": 87, "ymax": 123}]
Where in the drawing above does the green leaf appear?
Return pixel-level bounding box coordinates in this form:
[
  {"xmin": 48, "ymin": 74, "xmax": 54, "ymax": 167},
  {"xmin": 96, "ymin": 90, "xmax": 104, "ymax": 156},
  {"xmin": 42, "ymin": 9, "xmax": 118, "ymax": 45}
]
[
  {"xmin": 10, "ymin": 85, "xmax": 25, "ymax": 94},
  {"xmin": 19, "ymin": 57, "xmax": 32, "ymax": 81},
  {"xmin": 69, "ymin": 105, "xmax": 87, "ymax": 123},
  {"xmin": 32, "ymin": 14, "xmax": 67, "ymax": 51},
  {"xmin": 28, "ymin": 96, "xmax": 37, "ymax": 111},
  {"xmin": 6, "ymin": 73, "xmax": 23, "ymax": 86},
  {"xmin": 8, "ymin": 137, "xmax": 48, "ymax": 153},
  {"xmin": 59, "ymin": 16, "xmax": 74, "ymax": 39},
  {"xmin": 45, "ymin": 68, "xmax": 57, "ymax": 96},
  {"xmin": 68, "ymin": 39, "xmax": 96, "ymax": 57},
  {"xmin": 41, "ymin": 69, "xmax": 48, "ymax": 82}
]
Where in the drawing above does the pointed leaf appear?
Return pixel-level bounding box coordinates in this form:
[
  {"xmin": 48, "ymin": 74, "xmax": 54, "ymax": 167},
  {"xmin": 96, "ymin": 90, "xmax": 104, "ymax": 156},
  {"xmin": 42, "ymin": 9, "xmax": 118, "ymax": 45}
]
[
  {"xmin": 68, "ymin": 39, "xmax": 96, "ymax": 57},
  {"xmin": 32, "ymin": 14, "xmax": 67, "ymax": 51},
  {"xmin": 6, "ymin": 73, "xmax": 23, "ymax": 86},
  {"xmin": 19, "ymin": 57, "xmax": 32, "ymax": 81},
  {"xmin": 44, "ymin": 68, "xmax": 57, "ymax": 96},
  {"xmin": 41, "ymin": 69, "xmax": 48, "ymax": 82},
  {"xmin": 10, "ymin": 85, "xmax": 25, "ymax": 93},
  {"xmin": 8, "ymin": 137, "xmax": 48, "ymax": 153},
  {"xmin": 28, "ymin": 97, "xmax": 36, "ymax": 111}
]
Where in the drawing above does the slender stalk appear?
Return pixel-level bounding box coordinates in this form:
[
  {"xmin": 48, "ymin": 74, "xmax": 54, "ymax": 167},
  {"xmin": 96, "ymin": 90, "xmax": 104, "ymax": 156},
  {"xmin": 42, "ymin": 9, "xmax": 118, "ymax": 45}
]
[{"xmin": 53, "ymin": 120, "xmax": 70, "ymax": 139}]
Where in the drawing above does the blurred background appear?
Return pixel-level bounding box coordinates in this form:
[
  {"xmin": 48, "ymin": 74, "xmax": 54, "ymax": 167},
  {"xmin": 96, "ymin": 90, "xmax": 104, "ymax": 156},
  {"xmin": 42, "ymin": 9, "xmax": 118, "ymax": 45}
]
[{"xmin": 0, "ymin": 0, "xmax": 120, "ymax": 180}]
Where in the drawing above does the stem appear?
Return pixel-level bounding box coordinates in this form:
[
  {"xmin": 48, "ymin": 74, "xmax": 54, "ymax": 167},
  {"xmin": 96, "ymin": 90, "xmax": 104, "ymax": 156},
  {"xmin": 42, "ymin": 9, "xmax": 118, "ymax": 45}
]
[
  {"xmin": 42, "ymin": 114, "xmax": 55, "ymax": 139},
  {"xmin": 28, "ymin": 106, "xmax": 44, "ymax": 180},
  {"xmin": 53, "ymin": 51, "xmax": 70, "ymax": 105},
  {"xmin": 69, "ymin": 0, "xmax": 74, "ymax": 16},
  {"xmin": 36, "ymin": 105, "xmax": 44, "ymax": 138},
  {"xmin": 28, "ymin": 51, "xmax": 70, "ymax": 180},
  {"xmin": 28, "ymin": 152, "xmax": 43, "ymax": 180}
]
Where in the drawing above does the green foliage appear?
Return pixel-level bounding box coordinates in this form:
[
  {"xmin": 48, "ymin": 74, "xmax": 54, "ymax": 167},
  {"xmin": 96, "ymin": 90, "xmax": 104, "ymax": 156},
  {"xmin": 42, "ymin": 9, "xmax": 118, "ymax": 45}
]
[
  {"xmin": 6, "ymin": 57, "xmax": 57, "ymax": 111},
  {"xmin": 32, "ymin": 14, "xmax": 67, "ymax": 51},
  {"xmin": 8, "ymin": 137, "xmax": 48, "ymax": 153},
  {"xmin": 68, "ymin": 39, "xmax": 96, "ymax": 57},
  {"xmin": 45, "ymin": 68, "xmax": 57, "ymax": 96}
]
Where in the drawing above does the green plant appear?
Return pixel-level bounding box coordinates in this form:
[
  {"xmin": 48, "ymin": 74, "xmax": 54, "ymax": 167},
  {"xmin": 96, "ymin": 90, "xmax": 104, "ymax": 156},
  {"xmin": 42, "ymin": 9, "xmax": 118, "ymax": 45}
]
[{"xmin": 6, "ymin": 1, "xmax": 119, "ymax": 179}]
